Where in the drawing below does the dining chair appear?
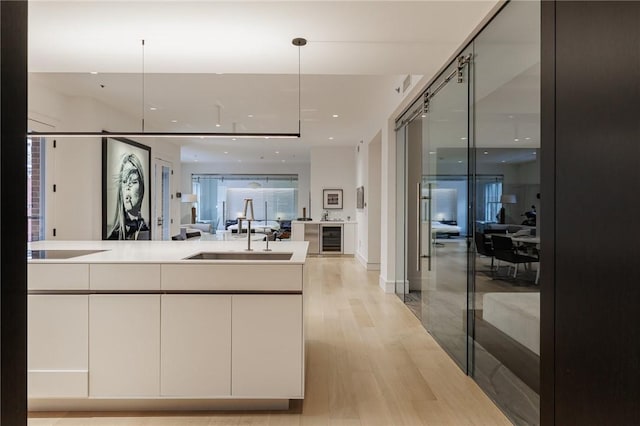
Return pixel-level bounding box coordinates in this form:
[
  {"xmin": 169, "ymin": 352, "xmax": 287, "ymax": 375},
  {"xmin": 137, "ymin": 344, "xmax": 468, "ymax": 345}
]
[
  {"xmin": 491, "ymin": 235, "xmax": 539, "ymax": 280},
  {"xmin": 474, "ymin": 232, "xmax": 495, "ymax": 271}
]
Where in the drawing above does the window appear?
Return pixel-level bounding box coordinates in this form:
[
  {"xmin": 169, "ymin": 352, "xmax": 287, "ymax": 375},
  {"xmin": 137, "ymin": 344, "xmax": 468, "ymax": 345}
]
[
  {"xmin": 27, "ymin": 136, "xmax": 45, "ymax": 241},
  {"xmin": 191, "ymin": 174, "xmax": 298, "ymax": 230},
  {"xmin": 484, "ymin": 181, "xmax": 502, "ymax": 222}
]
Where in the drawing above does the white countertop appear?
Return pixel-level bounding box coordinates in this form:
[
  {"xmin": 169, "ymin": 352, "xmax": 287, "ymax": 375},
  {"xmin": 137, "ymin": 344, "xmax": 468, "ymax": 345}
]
[
  {"xmin": 28, "ymin": 240, "xmax": 308, "ymax": 264},
  {"xmin": 291, "ymin": 220, "xmax": 356, "ymax": 224}
]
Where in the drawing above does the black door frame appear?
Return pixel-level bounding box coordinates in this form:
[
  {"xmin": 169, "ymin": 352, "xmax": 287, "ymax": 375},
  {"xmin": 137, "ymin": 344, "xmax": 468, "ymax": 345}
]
[{"xmin": 1, "ymin": 1, "xmax": 29, "ymax": 424}]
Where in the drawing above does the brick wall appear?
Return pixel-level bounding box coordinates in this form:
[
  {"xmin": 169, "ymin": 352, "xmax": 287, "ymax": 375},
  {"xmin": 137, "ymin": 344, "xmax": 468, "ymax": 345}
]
[{"xmin": 28, "ymin": 137, "xmax": 42, "ymax": 241}]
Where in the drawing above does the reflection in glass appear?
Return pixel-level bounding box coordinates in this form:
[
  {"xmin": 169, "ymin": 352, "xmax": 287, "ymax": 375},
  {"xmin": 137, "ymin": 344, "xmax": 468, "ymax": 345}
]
[
  {"xmin": 472, "ymin": 1, "xmax": 540, "ymax": 424},
  {"xmin": 393, "ymin": 1, "xmax": 540, "ymax": 423},
  {"xmin": 421, "ymin": 52, "xmax": 472, "ymax": 372}
]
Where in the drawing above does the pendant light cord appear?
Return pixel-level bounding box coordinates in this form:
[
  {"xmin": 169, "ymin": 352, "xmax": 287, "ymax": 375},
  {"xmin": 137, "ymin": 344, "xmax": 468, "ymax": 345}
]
[
  {"xmin": 292, "ymin": 37, "xmax": 307, "ymax": 135},
  {"xmin": 142, "ymin": 39, "xmax": 145, "ymax": 132},
  {"xmin": 298, "ymin": 43, "xmax": 301, "ymax": 135}
]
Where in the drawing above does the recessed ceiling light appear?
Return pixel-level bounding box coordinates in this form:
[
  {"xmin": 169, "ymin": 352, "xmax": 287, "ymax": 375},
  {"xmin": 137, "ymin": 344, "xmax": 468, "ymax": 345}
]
[
  {"xmin": 224, "ymin": 151, "xmax": 228, "ymax": 154},
  {"xmin": 275, "ymin": 151, "xmax": 280, "ymax": 154},
  {"xmin": 525, "ymin": 137, "xmax": 531, "ymax": 140},
  {"xmin": 265, "ymin": 136, "xmax": 270, "ymax": 139},
  {"xmin": 501, "ymin": 160, "xmax": 506, "ymax": 163},
  {"xmin": 421, "ymin": 114, "xmax": 427, "ymax": 118},
  {"xmin": 281, "ymin": 159, "xmax": 286, "ymax": 163},
  {"xmin": 461, "ymin": 137, "xmax": 467, "ymax": 140},
  {"xmin": 149, "ymin": 107, "xmax": 157, "ymax": 111},
  {"xmin": 514, "ymin": 138, "xmax": 519, "ymax": 142},
  {"xmin": 483, "ymin": 151, "xmax": 488, "ymax": 155},
  {"xmin": 247, "ymin": 114, "xmax": 253, "ymax": 118},
  {"xmin": 171, "ymin": 120, "xmax": 178, "ymax": 123},
  {"xmin": 215, "ymin": 124, "xmax": 221, "ymax": 128},
  {"xmin": 429, "ymin": 151, "xmax": 436, "ymax": 155},
  {"xmin": 232, "ymin": 138, "xmax": 236, "ymax": 141},
  {"xmin": 458, "ymin": 160, "xmax": 463, "ymax": 163},
  {"xmin": 533, "ymin": 151, "xmax": 537, "ymax": 154},
  {"xmin": 90, "ymin": 71, "xmax": 98, "ymax": 75},
  {"xmin": 328, "ymin": 137, "xmax": 334, "ymax": 140},
  {"xmin": 508, "ymin": 115, "xmax": 514, "ymax": 119},
  {"xmin": 332, "ymin": 114, "xmax": 339, "ymax": 118}
]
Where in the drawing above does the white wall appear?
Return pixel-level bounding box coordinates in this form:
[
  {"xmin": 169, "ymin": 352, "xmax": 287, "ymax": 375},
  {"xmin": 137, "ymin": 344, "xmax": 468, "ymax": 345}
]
[
  {"xmin": 181, "ymin": 161, "xmax": 310, "ymax": 222},
  {"xmin": 356, "ymin": 141, "xmax": 367, "ymax": 261},
  {"xmin": 310, "ymin": 146, "xmax": 356, "ymax": 222},
  {"xmin": 355, "ymin": 132, "xmax": 382, "ymax": 269},
  {"xmin": 29, "ymin": 80, "xmax": 182, "ymax": 240},
  {"xmin": 367, "ymin": 132, "xmax": 382, "ymax": 267}
]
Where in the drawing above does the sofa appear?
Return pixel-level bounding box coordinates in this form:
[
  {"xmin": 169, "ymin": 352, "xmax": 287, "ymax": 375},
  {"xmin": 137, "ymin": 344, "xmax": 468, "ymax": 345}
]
[{"xmin": 177, "ymin": 222, "xmax": 213, "ymax": 239}]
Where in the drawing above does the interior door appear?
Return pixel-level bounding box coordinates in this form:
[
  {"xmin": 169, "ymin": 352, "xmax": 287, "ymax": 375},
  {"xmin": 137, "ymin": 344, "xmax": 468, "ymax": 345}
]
[
  {"xmin": 395, "ymin": 125, "xmax": 408, "ymax": 300},
  {"xmin": 420, "ymin": 51, "xmax": 472, "ymax": 372},
  {"xmin": 154, "ymin": 159, "xmax": 172, "ymax": 240}
]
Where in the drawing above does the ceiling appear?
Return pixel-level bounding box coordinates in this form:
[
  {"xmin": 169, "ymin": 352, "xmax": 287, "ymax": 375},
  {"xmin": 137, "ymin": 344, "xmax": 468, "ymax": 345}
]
[{"xmin": 28, "ymin": 0, "xmax": 500, "ymax": 164}]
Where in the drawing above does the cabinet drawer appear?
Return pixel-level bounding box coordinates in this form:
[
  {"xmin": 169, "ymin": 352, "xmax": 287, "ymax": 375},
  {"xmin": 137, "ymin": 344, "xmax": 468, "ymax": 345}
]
[
  {"xmin": 28, "ymin": 370, "xmax": 88, "ymax": 398},
  {"xmin": 90, "ymin": 264, "xmax": 160, "ymax": 290},
  {"xmin": 28, "ymin": 264, "xmax": 89, "ymax": 290},
  {"xmin": 162, "ymin": 264, "xmax": 302, "ymax": 291}
]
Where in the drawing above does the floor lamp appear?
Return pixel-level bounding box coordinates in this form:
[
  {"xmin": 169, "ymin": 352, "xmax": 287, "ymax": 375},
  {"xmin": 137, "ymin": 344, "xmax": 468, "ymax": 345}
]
[
  {"xmin": 182, "ymin": 194, "xmax": 198, "ymax": 224},
  {"xmin": 499, "ymin": 194, "xmax": 517, "ymax": 224}
]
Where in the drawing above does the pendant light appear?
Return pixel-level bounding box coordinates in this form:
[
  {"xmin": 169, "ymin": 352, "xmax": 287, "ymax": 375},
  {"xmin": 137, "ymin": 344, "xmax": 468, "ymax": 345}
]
[{"xmin": 28, "ymin": 38, "xmax": 307, "ymax": 140}]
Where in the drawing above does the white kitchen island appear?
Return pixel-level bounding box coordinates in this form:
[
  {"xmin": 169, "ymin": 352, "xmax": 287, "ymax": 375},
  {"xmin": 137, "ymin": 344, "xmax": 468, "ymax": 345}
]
[{"xmin": 27, "ymin": 240, "xmax": 308, "ymax": 411}]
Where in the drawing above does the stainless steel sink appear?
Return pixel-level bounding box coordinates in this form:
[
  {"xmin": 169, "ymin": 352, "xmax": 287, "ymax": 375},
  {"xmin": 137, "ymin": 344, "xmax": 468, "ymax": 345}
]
[{"xmin": 184, "ymin": 252, "xmax": 293, "ymax": 261}]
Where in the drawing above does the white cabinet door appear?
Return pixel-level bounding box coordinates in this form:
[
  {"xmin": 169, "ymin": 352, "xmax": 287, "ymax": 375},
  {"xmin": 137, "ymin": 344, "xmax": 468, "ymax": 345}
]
[
  {"xmin": 89, "ymin": 295, "xmax": 160, "ymax": 397},
  {"xmin": 232, "ymin": 295, "xmax": 303, "ymax": 397},
  {"xmin": 291, "ymin": 222, "xmax": 305, "ymax": 241},
  {"xmin": 161, "ymin": 295, "xmax": 232, "ymax": 397},
  {"xmin": 343, "ymin": 223, "xmax": 356, "ymax": 255},
  {"xmin": 28, "ymin": 295, "xmax": 88, "ymax": 397}
]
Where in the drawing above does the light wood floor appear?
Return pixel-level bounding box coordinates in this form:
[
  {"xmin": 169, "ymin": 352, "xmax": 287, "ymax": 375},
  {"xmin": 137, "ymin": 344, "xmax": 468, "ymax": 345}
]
[{"xmin": 29, "ymin": 257, "xmax": 511, "ymax": 426}]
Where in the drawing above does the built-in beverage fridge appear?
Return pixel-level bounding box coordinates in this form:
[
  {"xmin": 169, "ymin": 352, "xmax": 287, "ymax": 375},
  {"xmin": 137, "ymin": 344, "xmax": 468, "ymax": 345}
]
[{"xmin": 320, "ymin": 224, "xmax": 342, "ymax": 254}]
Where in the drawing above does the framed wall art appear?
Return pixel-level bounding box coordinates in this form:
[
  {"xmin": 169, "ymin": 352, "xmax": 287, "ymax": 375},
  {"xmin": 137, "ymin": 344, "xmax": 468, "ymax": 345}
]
[
  {"xmin": 102, "ymin": 137, "xmax": 151, "ymax": 240},
  {"xmin": 323, "ymin": 188, "xmax": 343, "ymax": 209},
  {"xmin": 356, "ymin": 186, "xmax": 365, "ymax": 209}
]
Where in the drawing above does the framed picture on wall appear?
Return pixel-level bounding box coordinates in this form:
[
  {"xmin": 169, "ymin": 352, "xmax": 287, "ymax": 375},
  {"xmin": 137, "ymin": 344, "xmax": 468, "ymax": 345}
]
[
  {"xmin": 102, "ymin": 137, "xmax": 151, "ymax": 240},
  {"xmin": 356, "ymin": 186, "xmax": 365, "ymax": 209},
  {"xmin": 323, "ymin": 188, "xmax": 343, "ymax": 209}
]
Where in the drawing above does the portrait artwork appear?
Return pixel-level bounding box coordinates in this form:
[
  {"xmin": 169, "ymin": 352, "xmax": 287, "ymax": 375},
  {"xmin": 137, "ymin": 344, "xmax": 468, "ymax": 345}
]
[{"xmin": 102, "ymin": 137, "xmax": 151, "ymax": 240}]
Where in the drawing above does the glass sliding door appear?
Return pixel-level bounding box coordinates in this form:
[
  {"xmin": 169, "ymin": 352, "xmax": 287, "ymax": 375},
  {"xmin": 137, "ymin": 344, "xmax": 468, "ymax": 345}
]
[
  {"xmin": 420, "ymin": 49, "xmax": 472, "ymax": 371},
  {"xmin": 393, "ymin": 1, "xmax": 540, "ymax": 423},
  {"xmin": 471, "ymin": 1, "xmax": 541, "ymax": 424},
  {"xmin": 395, "ymin": 125, "xmax": 408, "ymax": 301}
]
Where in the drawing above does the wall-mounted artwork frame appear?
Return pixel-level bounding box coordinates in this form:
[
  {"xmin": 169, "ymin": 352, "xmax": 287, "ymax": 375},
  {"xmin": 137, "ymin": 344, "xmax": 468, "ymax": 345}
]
[
  {"xmin": 323, "ymin": 188, "xmax": 343, "ymax": 209},
  {"xmin": 102, "ymin": 137, "xmax": 151, "ymax": 240},
  {"xmin": 356, "ymin": 186, "xmax": 365, "ymax": 209}
]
